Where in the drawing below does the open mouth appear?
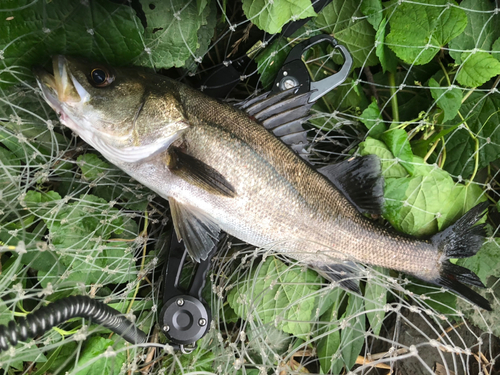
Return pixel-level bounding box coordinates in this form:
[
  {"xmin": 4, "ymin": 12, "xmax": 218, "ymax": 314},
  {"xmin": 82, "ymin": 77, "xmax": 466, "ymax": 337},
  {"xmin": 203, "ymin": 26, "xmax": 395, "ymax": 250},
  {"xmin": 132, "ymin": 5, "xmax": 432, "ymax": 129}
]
[{"xmin": 33, "ymin": 56, "xmax": 89, "ymax": 112}]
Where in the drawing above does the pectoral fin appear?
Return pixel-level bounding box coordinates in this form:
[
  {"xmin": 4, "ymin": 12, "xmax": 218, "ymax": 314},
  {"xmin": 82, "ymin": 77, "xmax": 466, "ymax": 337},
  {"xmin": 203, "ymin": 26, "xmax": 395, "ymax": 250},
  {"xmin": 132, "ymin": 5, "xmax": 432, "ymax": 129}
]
[
  {"xmin": 166, "ymin": 147, "xmax": 236, "ymax": 197},
  {"xmin": 169, "ymin": 198, "xmax": 220, "ymax": 262}
]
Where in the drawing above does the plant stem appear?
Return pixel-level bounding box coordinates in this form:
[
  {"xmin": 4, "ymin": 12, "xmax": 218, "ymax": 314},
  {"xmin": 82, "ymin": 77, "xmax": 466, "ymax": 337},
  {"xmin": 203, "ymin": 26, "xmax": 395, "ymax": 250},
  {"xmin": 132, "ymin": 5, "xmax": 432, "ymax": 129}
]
[{"xmin": 388, "ymin": 72, "xmax": 399, "ymax": 123}]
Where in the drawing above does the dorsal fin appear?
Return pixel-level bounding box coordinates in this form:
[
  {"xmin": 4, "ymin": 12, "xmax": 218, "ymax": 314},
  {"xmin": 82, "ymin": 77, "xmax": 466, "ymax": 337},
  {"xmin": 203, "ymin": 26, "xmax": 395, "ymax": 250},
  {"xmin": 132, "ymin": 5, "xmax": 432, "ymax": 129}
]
[
  {"xmin": 318, "ymin": 155, "xmax": 384, "ymax": 215},
  {"xmin": 237, "ymin": 89, "xmax": 314, "ymax": 161}
]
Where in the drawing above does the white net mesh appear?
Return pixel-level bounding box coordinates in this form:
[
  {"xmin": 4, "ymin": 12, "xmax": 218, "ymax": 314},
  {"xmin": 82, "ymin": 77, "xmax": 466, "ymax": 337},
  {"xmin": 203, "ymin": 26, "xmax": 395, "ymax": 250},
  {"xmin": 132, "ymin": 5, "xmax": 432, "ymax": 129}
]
[{"xmin": 0, "ymin": 0, "xmax": 500, "ymax": 374}]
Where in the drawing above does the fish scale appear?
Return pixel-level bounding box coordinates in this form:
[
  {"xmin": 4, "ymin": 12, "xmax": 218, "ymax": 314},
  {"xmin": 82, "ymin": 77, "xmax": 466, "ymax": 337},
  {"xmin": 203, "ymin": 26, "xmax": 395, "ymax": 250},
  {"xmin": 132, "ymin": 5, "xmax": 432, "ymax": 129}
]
[{"xmin": 33, "ymin": 55, "xmax": 491, "ymax": 310}]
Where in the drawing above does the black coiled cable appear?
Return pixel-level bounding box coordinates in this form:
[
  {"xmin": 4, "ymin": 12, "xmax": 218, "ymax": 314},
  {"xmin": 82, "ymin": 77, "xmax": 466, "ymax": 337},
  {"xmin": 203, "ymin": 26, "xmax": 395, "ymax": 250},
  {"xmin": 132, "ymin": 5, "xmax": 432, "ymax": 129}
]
[{"xmin": 0, "ymin": 295, "xmax": 148, "ymax": 352}]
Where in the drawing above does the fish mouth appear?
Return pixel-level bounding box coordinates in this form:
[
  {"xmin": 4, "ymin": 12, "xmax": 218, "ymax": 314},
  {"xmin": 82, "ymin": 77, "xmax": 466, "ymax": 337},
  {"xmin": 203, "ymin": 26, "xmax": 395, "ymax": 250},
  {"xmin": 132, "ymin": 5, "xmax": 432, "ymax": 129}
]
[{"xmin": 33, "ymin": 55, "xmax": 90, "ymax": 112}]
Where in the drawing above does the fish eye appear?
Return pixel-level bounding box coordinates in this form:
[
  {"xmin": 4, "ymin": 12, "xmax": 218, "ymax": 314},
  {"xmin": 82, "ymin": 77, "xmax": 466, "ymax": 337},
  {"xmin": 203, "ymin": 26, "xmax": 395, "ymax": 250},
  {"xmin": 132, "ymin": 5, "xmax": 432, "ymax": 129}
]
[{"xmin": 89, "ymin": 67, "xmax": 114, "ymax": 87}]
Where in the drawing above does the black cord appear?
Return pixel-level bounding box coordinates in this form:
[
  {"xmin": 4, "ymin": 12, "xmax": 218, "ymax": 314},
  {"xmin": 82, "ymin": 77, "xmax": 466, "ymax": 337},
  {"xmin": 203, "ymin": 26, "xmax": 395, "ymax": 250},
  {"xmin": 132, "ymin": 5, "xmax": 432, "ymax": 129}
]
[{"xmin": 0, "ymin": 295, "xmax": 148, "ymax": 352}]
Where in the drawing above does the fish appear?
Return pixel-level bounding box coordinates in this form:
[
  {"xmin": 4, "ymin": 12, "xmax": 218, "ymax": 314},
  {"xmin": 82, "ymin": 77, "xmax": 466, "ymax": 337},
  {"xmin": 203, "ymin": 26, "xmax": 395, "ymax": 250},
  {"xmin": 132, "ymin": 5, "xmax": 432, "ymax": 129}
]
[{"xmin": 33, "ymin": 55, "xmax": 491, "ymax": 310}]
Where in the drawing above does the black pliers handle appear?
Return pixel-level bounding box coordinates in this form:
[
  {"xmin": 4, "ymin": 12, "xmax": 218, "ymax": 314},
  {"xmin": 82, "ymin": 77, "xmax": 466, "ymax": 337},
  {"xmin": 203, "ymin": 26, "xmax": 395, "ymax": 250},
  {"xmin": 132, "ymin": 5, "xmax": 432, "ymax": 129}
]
[
  {"xmin": 271, "ymin": 34, "xmax": 353, "ymax": 102},
  {"xmin": 159, "ymin": 233, "xmax": 215, "ymax": 353}
]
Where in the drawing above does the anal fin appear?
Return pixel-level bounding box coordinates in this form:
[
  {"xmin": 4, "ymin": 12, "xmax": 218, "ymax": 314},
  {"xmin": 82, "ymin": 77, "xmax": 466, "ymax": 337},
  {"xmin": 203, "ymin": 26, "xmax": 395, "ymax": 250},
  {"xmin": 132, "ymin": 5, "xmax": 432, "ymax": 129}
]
[
  {"xmin": 313, "ymin": 262, "xmax": 362, "ymax": 294},
  {"xmin": 169, "ymin": 198, "xmax": 220, "ymax": 262},
  {"xmin": 166, "ymin": 147, "xmax": 236, "ymax": 198}
]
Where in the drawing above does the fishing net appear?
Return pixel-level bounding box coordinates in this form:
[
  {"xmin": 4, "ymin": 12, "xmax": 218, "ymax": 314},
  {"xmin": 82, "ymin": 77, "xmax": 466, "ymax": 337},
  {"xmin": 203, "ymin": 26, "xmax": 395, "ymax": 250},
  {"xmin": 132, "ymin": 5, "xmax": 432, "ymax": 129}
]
[{"xmin": 0, "ymin": 0, "xmax": 499, "ymax": 374}]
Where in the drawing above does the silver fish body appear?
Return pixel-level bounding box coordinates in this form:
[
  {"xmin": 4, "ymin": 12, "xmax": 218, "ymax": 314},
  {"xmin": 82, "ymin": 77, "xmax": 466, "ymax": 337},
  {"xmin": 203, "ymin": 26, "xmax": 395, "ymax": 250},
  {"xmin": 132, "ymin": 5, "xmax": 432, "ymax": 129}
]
[{"xmin": 33, "ymin": 56, "xmax": 491, "ymax": 309}]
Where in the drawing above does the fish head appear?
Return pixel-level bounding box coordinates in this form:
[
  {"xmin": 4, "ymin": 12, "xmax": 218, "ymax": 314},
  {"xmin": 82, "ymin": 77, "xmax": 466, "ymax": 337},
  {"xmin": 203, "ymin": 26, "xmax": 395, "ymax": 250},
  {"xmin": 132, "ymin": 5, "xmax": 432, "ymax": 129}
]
[{"xmin": 33, "ymin": 55, "xmax": 188, "ymax": 164}]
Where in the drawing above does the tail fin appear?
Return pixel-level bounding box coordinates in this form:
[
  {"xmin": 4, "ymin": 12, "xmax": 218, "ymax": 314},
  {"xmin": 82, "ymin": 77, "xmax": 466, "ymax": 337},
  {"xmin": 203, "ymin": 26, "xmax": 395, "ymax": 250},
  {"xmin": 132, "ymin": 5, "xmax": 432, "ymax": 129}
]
[{"xmin": 431, "ymin": 202, "xmax": 491, "ymax": 310}]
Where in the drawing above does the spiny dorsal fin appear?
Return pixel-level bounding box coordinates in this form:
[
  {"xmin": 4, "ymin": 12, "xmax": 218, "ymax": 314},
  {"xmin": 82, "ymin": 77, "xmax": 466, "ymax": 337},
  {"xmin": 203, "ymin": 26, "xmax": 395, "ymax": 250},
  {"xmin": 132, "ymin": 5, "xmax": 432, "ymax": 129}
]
[
  {"xmin": 169, "ymin": 198, "xmax": 220, "ymax": 262},
  {"xmin": 237, "ymin": 89, "xmax": 314, "ymax": 161},
  {"xmin": 318, "ymin": 155, "xmax": 384, "ymax": 215},
  {"xmin": 166, "ymin": 147, "xmax": 236, "ymax": 198}
]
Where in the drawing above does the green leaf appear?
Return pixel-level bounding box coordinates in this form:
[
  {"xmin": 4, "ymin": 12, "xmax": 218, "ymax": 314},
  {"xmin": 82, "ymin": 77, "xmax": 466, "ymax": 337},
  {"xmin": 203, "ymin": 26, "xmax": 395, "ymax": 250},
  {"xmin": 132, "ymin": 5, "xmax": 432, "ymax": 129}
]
[
  {"xmin": 74, "ymin": 337, "xmax": 126, "ymax": 375},
  {"xmin": 493, "ymin": 37, "xmax": 500, "ymax": 62},
  {"xmin": 137, "ymin": 0, "xmax": 215, "ymax": 68},
  {"xmin": 360, "ymin": 0, "xmax": 383, "ymax": 30},
  {"xmin": 359, "ymin": 98, "xmax": 386, "ymax": 138},
  {"xmin": 0, "ymin": 147, "xmax": 20, "ymax": 197},
  {"xmin": 338, "ymin": 293, "xmax": 365, "ymax": 371},
  {"xmin": 456, "ymin": 51, "xmax": 500, "ymax": 87},
  {"xmin": 45, "ymin": 342, "xmax": 78, "ymax": 374},
  {"xmin": 381, "ymin": 128, "xmax": 415, "ymax": 175},
  {"xmin": 227, "ymin": 257, "xmax": 322, "ymax": 337},
  {"xmin": 386, "ymin": 0, "xmax": 467, "ymax": 65},
  {"xmin": 242, "ymin": 0, "xmax": 317, "ymax": 34},
  {"xmin": 317, "ymin": 288, "xmax": 345, "ymax": 374},
  {"xmin": 162, "ymin": 335, "xmax": 216, "ymax": 372},
  {"xmin": 428, "ymin": 77, "xmax": 462, "ymax": 123},
  {"xmin": 448, "ymin": 0, "xmax": 499, "ymax": 64},
  {"xmin": 46, "ymin": 194, "xmax": 123, "ymax": 250},
  {"xmin": 364, "ymin": 267, "xmax": 388, "ymax": 336},
  {"xmin": 358, "ymin": 137, "xmax": 408, "ymax": 178},
  {"xmin": 375, "ymin": 17, "xmax": 398, "ymax": 73},
  {"xmin": 184, "ymin": 0, "xmax": 217, "ymax": 72},
  {"xmin": 405, "ymin": 279, "xmax": 457, "ymax": 314},
  {"xmin": 384, "ymin": 164, "xmax": 456, "ymax": 236},
  {"xmin": 436, "ymin": 183, "xmax": 486, "ymax": 230},
  {"xmin": 443, "ymin": 91, "xmax": 500, "ymax": 178},
  {"xmin": 457, "ymin": 237, "xmax": 500, "ymax": 286},
  {"xmin": 315, "ymin": 0, "xmax": 378, "ymax": 67},
  {"xmin": 77, "ymin": 154, "xmax": 111, "ymax": 181},
  {"xmin": 255, "ymin": 39, "xmax": 292, "ymax": 89},
  {"xmin": 0, "ymin": 0, "xmax": 144, "ymax": 86}
]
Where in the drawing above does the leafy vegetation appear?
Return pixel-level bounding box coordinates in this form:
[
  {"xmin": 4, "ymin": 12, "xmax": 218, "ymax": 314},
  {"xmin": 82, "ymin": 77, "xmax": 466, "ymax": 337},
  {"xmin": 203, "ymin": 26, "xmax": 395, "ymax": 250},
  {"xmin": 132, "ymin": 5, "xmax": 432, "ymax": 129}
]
[{"xmin": 0, "ymin": 0, "xmax": 500, "ymax": 374}]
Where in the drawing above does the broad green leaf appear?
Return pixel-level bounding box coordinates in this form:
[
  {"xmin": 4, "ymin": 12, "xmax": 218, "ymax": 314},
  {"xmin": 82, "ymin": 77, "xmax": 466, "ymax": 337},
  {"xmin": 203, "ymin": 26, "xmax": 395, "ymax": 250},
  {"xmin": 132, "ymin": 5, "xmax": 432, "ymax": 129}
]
[
  {"xmin": 227, "ymin": 257, "xmax": 322, "ymax": 337},
  {"xmin": 360, "ymin": 0, "xmax": 383, "ymax": 30},
  {"xmin": 436, "ymin": 183, "xmax": 486, "ymax": 230},
  {"xmin": 456, "ymin": 51, "xmax": 500, "ymax": 87},
  {"xmin": 315, "ymin": 0, "xmax": 378, "ymax": 67},
  {"xmin": 405, "ymin": 279, "xmax": 457, "ymax": 314},
  {"xmin": 458, "ymin": 238, "xmax": 500, "ymax": 286},
  {"xmin": 137, "ymin": 0, "xmax": 214, "ymax": 68},
  {"xmin": 77, "ymin": 154, "xmax": 111, "ymax": 181},
  {"xmin": 364, "ymin": 267, "xmax": 388, "ymax": 336},
  {"xmin": 338, "ymin": 293, "xmax": 365, "ymax": 371},
  {"xmin": 359, "ymin": 98, "xmax": 386, "ymax": 138},
  {"xmin": 255, "ymin": 39, "xmax": 292, "ymax": 89},
  {"xmin": 242, "ymin": 0, "xmax": 317, "ymax": 34},
  {"xmin": 381, "ymin": 128, "xmax": 415, "ymax": 175},
  {"xmin": 0, "ymin": 0, "xmax": 144, "ymax": 86},
  {"xmin": 443, "ymin": 91, "xmax": 500, "ymax": 178},
  {"xmin": 493, "ymin": 37, "xmax": 500, "ymax": 62},
  {"xmin": 317, "ymin": 288, "xmax": 345, "ymax": 374},
  {"xmin": 375, "ymin": 17, "xmax": 398, "ymax": 73},
  {"xmin": 386, "ymin": 0, "xmax": 467, "ymax": 65},
  {"xmin": 102, "ymin": 242, "xmax": 137, "ymax": 284},
  {"xmin": 358, "ymin": 137, "xmax": 408, "ymax": 178},
  {"xmin": 384, "ymin": 164, "xmax": 455, "ymax": 236},
  {"xmin": 428, "ymin": 77, "xmax": 462, "ymax": 123},
  {"xmin": 449, "ymin": 0, "xmax": 499, "ymax": 64},
  {"xmin": 74, "ymin": 337, "xmax": 126, "ymax": 375},
  {"xmin": 45, "ymin": 342, "xmax": 78, "ymax": 374},
  {"xmin": 46, "ymin": 194, "xmax": 123, "ymax": 250},
  {"xmin": 184, "ymin": 0, "xmax": 217, "ymax": 72}
]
